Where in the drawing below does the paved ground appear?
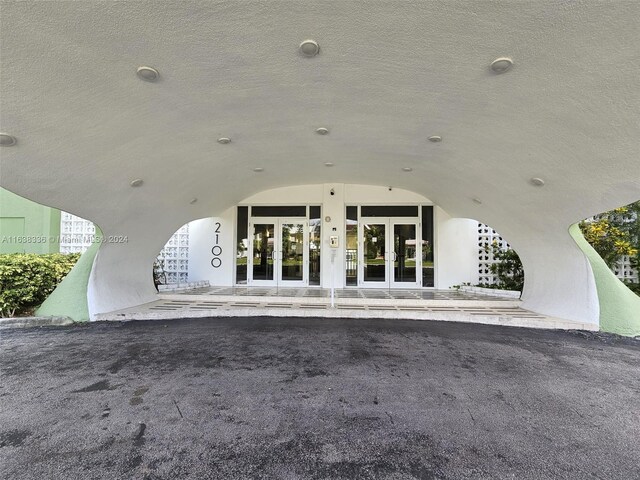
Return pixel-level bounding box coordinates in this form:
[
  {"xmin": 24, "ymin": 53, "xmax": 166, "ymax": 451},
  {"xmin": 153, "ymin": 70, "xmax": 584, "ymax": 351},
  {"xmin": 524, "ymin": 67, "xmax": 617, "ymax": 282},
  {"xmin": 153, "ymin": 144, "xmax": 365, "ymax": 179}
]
[
  {"xmin": 1, "ymin": 318, "xmax": 639, "ymax": 480},
  {"xmin": 169, "ymin": 287, "xmax": 515, "ymax": 301}
]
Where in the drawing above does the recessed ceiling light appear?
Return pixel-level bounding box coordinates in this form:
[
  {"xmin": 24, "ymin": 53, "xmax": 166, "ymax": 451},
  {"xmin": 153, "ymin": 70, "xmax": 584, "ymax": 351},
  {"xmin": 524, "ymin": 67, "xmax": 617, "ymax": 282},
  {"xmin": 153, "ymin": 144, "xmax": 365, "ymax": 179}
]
[
  {"xmin": 402, "ymin": 167, "xmax": 413, "ymax": 172},
  {"xmin": 190, "ymin": 198, "xmax": 198, "ymax": 204},
  {"xmin": 130, "ymin": 179, "xmax": 144, "ymax": 187},
  {"xmin": 324, "ymin": 162, "xmax": 334, "ymax": 167},
  {"xmin": 428, "ymin": 135, "xmax": 442, "ymax": 143},
  {"xmin": 253, "ymin": 167, "xmax": 264, "ymax": 172},
  {"xmin": 530, "ymin": 177, "xmax": 545, "ymax": 187},
  {"xmin": 0, "ymin": 133, "xmax": 17, "ymax": 146},
  {"xmin": 136, "ymin": 66, "xmax": 159, "ymax": 82},
  {"xmin": 473, "ymin": 198, "xmax": 483, "ymax": 204},
  {"xmin": 490, "ymin": 57, "xmax": 513, "ymax": 74},
  {"xmin": 299, "ymin": 40, "xmax": 320, "ymax": 57},
  {"xmin": 316, "ymin": 127, "xmax": 329, "ymax": 135},
  {"xmin": 217, "ymin": 137, "xmax": 231, "ymax": 144}
]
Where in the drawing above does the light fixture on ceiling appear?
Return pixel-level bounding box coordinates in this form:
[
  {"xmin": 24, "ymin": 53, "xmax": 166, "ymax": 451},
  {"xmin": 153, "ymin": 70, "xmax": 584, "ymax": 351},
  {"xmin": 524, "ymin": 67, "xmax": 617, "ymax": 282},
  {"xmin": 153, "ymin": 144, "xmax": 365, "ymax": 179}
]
[
  {"xmin": 136, "ymin": 66, "xmax": 160, "ymax": 82},
  {"xmin": 299, "ymin": 39, "xmax": 320, "ymax": 57},
  {"xmin": 324, "ymin": 162, "xmax": 334, "ymax": 167},
  {"xmin": 473, "ymin": 198, "xmax": 482, "ymax": 204},
  {"xmin": 316, "ymin": 127, "xmax": 329, "ymax": 135},
  {"xmin": 0, "ymin": 133, "xmax": 17, "ymax": 146},
  {"xmin": 190, "ymin": 198, "xmax": 198, "ymax": 204},
  {"xmin": 490, "ymin": 57, "xmax": 513, "ymax": 74},
  {"xmin": 253, "ymin": 167, "xmax": 264, "ymax": 172},
  {"xmin": 428, "ymin": 135, "xmax": 442, "ymax": 143},
  {"xmin": 217, "ymin": 137, "xmax": 231, "ymax": 144},
  {"xmin": 530, "ymin": 177, "xmax": 545, "ymax": 187},
  {"xmin": 402, "ymin": 167, "xmax": 413, "ymax": 172},
  {"xmin": 130, "ymin": 179, "xmax": 144, "ymax": 187}
]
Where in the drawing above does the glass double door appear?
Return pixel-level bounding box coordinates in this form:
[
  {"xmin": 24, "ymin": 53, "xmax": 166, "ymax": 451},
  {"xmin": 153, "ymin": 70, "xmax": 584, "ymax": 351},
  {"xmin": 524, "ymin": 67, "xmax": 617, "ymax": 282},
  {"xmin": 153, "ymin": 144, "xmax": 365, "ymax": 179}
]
[
  {"xmin": 249, "ymin": 217, "xmax": 308, "ymax": 287},
  {"xmin": 359, "ymin": 217, "xmax": 420, "ymax": 288}
]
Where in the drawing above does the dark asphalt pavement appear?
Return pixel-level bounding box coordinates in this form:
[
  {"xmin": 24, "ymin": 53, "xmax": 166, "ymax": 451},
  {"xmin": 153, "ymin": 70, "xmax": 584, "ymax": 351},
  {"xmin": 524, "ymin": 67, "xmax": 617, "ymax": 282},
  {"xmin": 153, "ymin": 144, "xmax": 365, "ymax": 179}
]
[{"xmin": 1, "ymin": 317, "xmax": 639, "ymax": 480}]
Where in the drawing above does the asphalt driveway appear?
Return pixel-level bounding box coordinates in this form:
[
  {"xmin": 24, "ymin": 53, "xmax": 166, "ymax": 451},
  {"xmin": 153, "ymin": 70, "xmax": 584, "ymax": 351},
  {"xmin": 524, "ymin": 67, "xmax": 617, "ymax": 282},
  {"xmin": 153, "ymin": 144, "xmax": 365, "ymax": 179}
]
[{"xmin": 1, "ymin": 317, "xmax": 639, "ymax": 479}]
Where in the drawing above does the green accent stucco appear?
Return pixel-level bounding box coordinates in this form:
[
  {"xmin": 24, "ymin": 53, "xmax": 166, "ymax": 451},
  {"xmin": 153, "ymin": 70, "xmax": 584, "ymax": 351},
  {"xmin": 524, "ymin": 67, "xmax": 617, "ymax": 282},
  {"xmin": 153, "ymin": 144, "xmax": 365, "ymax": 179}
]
[
  {"xmin": 36, "ymin": 229, "xmax": 101, "ymax": 323},
  {"xmin": 0, "ymin": 188, "xmax": 61, "ymax": 254},
  {"xmin": 569, "ymin": 223, "xmax": 640, "ymax": 337}
]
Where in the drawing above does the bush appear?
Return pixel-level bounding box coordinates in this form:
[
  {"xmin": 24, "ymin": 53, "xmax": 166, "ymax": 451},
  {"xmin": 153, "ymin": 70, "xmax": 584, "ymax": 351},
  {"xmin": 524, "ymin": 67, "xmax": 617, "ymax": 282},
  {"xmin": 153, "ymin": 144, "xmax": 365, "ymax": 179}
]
[
  {"xmin": 487, "ymin": 245, "xmax": 524, "ymax": 292},
  {"xmin": 0, "ymin": 253, "xmax": 80, "ymax": 317},
  {"xmin": 624, "ymin": 281, "xmax": 640, "ymax": 296}
]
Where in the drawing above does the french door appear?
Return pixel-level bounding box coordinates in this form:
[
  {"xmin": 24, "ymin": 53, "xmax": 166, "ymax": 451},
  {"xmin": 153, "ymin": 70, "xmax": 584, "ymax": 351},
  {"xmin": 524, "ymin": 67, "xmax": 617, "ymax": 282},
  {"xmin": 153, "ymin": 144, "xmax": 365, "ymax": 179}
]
[
  {"xmin": 359, "ymin": 217, "xmax": 420, "ymax": 288},
  {"xmin": 249, "ymin": 217, "xmax": 308, "ymax": 287}
]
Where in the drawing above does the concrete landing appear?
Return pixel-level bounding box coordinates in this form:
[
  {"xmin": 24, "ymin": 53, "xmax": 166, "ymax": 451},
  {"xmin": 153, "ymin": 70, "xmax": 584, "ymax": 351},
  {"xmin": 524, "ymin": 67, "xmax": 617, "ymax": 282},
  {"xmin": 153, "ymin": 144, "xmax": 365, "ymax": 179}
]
[{"xmin": 96, "ymin": 288, "xmax": 597, "ymax": 332}]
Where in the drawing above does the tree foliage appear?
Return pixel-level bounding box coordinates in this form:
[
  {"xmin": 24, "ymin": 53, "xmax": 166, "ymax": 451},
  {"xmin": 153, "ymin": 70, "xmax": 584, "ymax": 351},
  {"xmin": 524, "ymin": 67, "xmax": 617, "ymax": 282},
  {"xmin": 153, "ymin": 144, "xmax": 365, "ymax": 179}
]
[
  {"xmin": 579, "ymin": 202, "xmax": 639, "ymax": 268},
  {"xmin": 0, "ymin": 253, "xmax": 80, "ymax": 317},
  {"xmin": 580, "ymin": 200, "xmax": 640, "ymax": 296}
]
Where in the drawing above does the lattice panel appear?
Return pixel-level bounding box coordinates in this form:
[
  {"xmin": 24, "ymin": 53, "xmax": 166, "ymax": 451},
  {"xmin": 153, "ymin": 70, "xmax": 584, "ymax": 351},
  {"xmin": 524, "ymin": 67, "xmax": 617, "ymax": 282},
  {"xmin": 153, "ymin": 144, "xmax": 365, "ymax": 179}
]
[
  {"xmin": 60, "ymin": 212, "xmax": 95, "ymax": 253},
  {"xmin": 613, "ymin": 255, "xmax": 639, "ymax": 283},
  {"xmin": 477, "ymin": 223, "xmax": 510, "ymax": 286},
  {"xmin": 156, "ymin": 224, "xmax": 190, "ymax": 285},
  {"xmin": 60, "ymin": 214, "xmax": 189, "ymax": 285},
  {"xmin": 479, "ymin": 223, "xmax": 638, "ymax": 286}
]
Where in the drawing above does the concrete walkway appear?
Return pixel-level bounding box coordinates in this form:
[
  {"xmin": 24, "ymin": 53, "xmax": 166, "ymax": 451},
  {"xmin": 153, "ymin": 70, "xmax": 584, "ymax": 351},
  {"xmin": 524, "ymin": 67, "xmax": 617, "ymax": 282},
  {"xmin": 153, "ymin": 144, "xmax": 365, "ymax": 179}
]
[{"xmin": 97, "ymin": 288, "xmax": 596, "ymax": 331}]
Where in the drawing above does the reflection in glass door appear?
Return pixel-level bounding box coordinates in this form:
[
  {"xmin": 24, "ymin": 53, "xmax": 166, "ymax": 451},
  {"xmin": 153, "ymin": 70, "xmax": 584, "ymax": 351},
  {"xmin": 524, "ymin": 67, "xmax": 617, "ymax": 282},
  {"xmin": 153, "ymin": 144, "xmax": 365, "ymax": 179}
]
[
  {"xmin": 362, "ymin": 222, "xmax": 387, "ymax": 284},
  {"xmin": 252, "ymin": 223, "xmax": 275, "ymax": 282},
  {"xmin": 392, "ymin": 222, "xmax": 418, "ymax": 287},
  {"xmin": 280, "ymin": 221, "xmax": 305, "ymax": 283},
  {"xmin": 249, "ymin": 218, "xmax": 308, "ymax": 286},
  {"xmin": 359, "ymin": 217, "xmax": 420, "ymax": 288}
]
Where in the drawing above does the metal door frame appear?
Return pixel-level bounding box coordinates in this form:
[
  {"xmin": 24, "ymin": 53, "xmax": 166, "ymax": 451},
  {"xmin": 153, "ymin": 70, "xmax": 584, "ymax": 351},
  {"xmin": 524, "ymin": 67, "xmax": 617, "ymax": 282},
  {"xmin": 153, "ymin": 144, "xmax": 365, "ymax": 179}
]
[
  {"xmin": 248, "ymin": 217, "xmax": 308, "ymax": 287},
  {"xmin": 358, "ymin": 217, "xmax": 420, "ymax": 288}
]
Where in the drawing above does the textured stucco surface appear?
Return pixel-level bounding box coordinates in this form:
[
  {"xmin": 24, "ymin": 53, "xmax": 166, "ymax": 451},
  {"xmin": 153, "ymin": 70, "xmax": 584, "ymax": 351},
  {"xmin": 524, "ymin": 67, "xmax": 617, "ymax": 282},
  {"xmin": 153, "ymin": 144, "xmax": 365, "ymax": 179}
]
[
  {"xmin": 569, "ymin": 224, "xmax": 640, "ymax": 337},
  {"xmin": 1, "ymin": 1, "xmax": 639, "ymax": 320},
  {"xmin": 0, "ymin": 188, "xmax": 61, "ymax": 254},
  {"xmin": 36, "ymin": 230, "xmax": 101, "ymax": 322}
]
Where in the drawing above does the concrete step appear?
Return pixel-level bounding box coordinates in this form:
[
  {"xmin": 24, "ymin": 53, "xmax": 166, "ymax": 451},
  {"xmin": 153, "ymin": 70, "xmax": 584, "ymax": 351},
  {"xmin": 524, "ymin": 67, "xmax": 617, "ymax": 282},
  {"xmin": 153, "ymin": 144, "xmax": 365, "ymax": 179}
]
[{"xmin": 96, "ymin": 299, "xmax": 597, "ymax": 332}]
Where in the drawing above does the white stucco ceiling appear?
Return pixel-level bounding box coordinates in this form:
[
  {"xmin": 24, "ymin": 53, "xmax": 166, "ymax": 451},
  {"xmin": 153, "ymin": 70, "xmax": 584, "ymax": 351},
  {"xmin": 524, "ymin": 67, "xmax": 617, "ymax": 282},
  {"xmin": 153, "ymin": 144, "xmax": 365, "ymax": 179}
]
[{"xmin": 1, "ymin": 0, "xmax": 638, "ymax": 231}]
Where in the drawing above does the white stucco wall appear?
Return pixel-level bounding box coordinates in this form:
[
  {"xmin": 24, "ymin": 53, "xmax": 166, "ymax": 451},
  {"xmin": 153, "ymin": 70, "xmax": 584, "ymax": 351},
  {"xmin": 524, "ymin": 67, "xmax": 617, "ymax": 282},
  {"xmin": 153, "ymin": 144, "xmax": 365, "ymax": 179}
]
[
  {"xmin": 187, "ymin": 208, "xmax": 235, "ymax": 287},
  {"xmin": 435, "ymin": 209, "xmax": 480, "ymax": 289},
  {"xmin": 182, "ymin": 184, "xmax": 479, "ymax": 291}
]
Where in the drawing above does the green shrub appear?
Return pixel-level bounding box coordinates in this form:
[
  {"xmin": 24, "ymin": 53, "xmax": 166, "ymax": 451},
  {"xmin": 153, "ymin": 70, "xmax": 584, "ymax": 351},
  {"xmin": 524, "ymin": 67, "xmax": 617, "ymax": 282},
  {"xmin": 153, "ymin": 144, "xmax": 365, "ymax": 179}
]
[
  {"xmin": 479, "ymin": 244, "xmax": 524, "ymax": 292},
  {"xmin": 624, "ymin": 281, "xmax": 640, "ymax": 296},
  {"xmin": 0, "ymin": 253, "xmax": 80, "ymax": 317}
]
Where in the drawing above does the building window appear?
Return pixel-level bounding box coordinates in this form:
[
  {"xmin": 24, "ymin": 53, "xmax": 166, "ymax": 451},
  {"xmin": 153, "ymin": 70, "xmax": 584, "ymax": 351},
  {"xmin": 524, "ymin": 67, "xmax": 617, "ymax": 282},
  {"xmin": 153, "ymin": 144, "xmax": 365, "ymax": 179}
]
[
  {"xmin": 422, "ymin": 206, "xmax": 434, "ymax": 287},
  {"xmin": 345, "ymin": 206, "xmax": 358, "ymax": 286},
  {"xmin": 250, "ymin": 205, "xmax": 306, "ymax": 217},
  {"xmin": 236, "ymin": 206, "xmax": 248, "ymax": 284},
  {"xmin": 309, "ymin": 206, "xmax": 321, "ymax": 286},
  {"xmin": 360, "ymin": 205, "xmax": 419, "ymax": 217}
]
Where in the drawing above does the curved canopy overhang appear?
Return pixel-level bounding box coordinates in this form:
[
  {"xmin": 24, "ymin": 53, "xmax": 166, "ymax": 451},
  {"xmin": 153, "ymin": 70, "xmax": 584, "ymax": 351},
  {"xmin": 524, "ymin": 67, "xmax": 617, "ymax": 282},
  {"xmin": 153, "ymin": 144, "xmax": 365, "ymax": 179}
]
[{"xmin": 1, "ymin": 1, "xmax": 639, "ymax": 321}]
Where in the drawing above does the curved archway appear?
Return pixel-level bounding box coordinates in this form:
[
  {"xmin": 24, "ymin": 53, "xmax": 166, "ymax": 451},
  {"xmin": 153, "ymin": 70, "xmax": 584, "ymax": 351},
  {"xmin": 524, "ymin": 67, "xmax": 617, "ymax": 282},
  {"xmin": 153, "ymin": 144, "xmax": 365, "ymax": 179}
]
[
  {"xmin": 0, "ymin": 187, "xmax": 102, "ymax": 322},
  {"xmin": 570, "ymin": 201, "xmax": 640, "ymax": 336}
]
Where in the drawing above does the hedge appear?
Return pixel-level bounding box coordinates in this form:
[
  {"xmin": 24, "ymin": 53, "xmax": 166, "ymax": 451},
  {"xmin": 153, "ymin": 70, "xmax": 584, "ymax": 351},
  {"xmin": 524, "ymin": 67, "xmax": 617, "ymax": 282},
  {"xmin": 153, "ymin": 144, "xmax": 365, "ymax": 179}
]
[{"xmin": 0, "ymin": 253, "xmax": 80, "ymax": 317}]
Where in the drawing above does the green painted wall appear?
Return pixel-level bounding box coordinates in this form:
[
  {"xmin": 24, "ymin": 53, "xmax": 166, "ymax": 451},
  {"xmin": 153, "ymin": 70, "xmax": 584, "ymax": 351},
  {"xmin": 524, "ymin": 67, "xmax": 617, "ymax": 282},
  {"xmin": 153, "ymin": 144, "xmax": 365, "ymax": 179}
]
[
  {"xmin": 36, "ymin": 229, "xmax": 101, "ymax": 323},
  {"xmin": 0, "ymin": 188, "xmax": 60, "ymax": 254},
  {"xmin": 570, "ymin": 223, "xmax": 640, "ymax": 337},
  {"xmin": 0, "ymin": 187, "xmax": 99, "ymax": 322}
]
